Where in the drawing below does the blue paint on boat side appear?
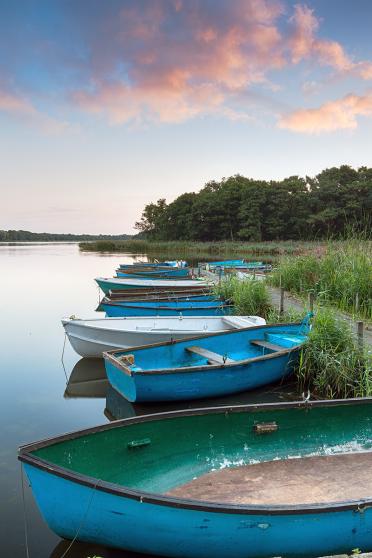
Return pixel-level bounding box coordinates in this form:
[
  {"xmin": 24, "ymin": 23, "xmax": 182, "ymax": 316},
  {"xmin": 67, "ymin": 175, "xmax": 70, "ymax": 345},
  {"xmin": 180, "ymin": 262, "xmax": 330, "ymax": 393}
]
[
  {"xmin": 116, "ymin": 269, "xmax": 190, "ymax": 278},
  {"xmin": 22, "ymin": 462, "xmax": 372, "ymax": 558},
  {"xmin": 207, "ymin": 259, "xmax": 246, "ymax": 266},
  {"xmin": 106, "ymin": 351, "xmax": 295, "ymax": 402},
  {"xmin": 104, "ymin": 322, "xmax": 309, "ymax": 402},
  {"xmin": 103, "ymin": 303, "xmax": 232, "ymax": 318},
  {"xmin": 119, "ymin": 261, "xmax": 188, "ymax": 268},
  {"xmin": 95, "ymin": 278, "xmax": 207, "ymax": 294}
]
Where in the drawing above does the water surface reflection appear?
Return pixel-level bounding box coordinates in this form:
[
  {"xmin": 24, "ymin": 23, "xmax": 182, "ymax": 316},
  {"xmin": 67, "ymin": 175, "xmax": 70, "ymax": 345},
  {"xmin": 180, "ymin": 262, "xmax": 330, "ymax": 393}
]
[{"xmin": 0, "ymin": 243, "xmax": 301, "ymax": 557}]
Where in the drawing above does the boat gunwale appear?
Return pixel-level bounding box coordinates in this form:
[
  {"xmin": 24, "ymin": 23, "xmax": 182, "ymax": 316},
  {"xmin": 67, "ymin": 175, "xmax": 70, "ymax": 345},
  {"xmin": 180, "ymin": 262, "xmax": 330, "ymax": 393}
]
[
  {"xmin": 101, "ymin": 302, "xmax": 232, "ymax": 311},
  {"xmin": 61, "ymin": 316, "xmax": 245, "ymax": 335},
  {"xmin": 102, "ymin": 321, "xmax": 305, "ymax": 376},
  {"xmin": 18, "ymin": 398, "xmax": 372, "ymax": 516},
  {"xmin": 96, "ymin": 277, "xmax": 211, "ymax": 285}
]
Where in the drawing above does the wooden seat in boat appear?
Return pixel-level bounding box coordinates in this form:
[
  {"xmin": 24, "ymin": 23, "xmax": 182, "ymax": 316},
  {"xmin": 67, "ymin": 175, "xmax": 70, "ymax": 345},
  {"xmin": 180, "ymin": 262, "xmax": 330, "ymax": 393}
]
[
  {"xmin": 166, "ymin": 452, "xmax": 372, "ymax": 506},
  {"xmin": 250, "ymin": 339, "xmax": 283, "ymax": 351},
  {"xmin": 186, "ymin": 346, "xmax": 235, "ymax": 365}
]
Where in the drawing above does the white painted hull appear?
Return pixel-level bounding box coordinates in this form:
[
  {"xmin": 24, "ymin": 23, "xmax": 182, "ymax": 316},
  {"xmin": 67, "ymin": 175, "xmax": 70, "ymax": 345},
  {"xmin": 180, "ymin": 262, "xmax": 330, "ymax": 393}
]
[{"xmin": 62, "ymin": 315, "xmax": 266, "ymax": 358}]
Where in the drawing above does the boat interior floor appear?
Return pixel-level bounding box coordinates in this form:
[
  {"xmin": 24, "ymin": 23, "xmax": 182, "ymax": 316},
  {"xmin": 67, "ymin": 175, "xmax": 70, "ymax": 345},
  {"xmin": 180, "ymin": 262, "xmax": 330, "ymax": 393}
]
[{"xmin": 166, "ymin": 452, "xmax": 372, "ymax": 505}]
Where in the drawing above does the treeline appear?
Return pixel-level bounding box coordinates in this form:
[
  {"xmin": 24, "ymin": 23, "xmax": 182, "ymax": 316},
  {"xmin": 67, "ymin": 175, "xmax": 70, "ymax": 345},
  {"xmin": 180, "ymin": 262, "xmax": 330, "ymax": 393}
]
[
  {"xmin": 0, "ymin": 230, "xmax": 132, "ymax": 242},
  {"xmin": 135, "ymin": 166, "xmax": 372, "ymax": 241}
]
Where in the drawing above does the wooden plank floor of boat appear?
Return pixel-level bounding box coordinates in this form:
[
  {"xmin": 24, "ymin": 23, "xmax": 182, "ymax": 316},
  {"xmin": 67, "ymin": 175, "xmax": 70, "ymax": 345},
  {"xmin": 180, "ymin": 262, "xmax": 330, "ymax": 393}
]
[{"xmin": 166, "ymin": 452, "xmax": 372, "ymax": 505}]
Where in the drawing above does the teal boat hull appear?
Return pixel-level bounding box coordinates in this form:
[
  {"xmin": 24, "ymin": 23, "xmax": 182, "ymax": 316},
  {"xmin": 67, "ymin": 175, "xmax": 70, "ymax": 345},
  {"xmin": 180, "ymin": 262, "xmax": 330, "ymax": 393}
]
[
  {"xmin": 19, "ymin": 400, "xmax": 372, "ymax": 557},
  {"xmin": 103, "ymin": 301, "xmax": 231, "ymax": 318}
]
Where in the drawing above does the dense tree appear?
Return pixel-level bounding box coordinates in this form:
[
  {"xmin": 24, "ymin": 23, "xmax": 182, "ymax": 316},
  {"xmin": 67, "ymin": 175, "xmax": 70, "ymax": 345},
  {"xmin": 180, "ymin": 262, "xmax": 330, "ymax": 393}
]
[{"xmin": 135, "ymin": 165, "xmax": 372, "ymax": 241}]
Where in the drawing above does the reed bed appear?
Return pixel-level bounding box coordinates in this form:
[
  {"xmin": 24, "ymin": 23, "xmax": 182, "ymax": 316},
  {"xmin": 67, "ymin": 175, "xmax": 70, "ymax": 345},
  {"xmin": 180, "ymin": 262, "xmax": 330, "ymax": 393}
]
[
  {"xmin": 297, "ymin": 307, "xmax": 372, "ymax": 399},
  {"xmin": 216, "ymin": 277, "xmax": 371, "ymax": 398},
  {"xmin": 79, "ymin": 239, "xmax": 317, "ymax": 258},
  {"xmin": 270, "ymin": 239, "xmax": 372, "ymax": 320},
  {"xmin": 214, "ymin": 276, "xmax": 272, "ymax": 317}
]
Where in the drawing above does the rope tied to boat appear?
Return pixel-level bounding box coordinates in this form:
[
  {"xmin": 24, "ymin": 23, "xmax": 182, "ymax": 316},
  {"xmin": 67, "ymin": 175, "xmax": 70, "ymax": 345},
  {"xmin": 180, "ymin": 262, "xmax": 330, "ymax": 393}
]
[{"xmin": 58, "ymin": 479, "xmax": 101, "ymax": 558}]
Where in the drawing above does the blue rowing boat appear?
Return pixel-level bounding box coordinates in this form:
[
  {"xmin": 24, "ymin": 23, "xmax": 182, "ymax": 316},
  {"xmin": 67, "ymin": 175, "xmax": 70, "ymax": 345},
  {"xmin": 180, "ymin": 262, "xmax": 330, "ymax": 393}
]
[
  {"xmin": 19, "ymin": 398, "xmax": 372, "ymax": 557},
  {"xmin": 206, "ymin": 259, "xmax": 245, "ymax": 266},
  {"xmin": 116, "ymin": 268, "xmax": 190, "ymax": 278},
  {"xmin": 103, "ymin": 319, "xmax": 310, "ymax": 402},
  {"xmin": 95, "ymin": 277, "xmax": 209, "ymax": 294},
  {"xmin": 119, "ymin": 260, "xmax": 188, "ymax": 268},
  {"xmin": 102, "ymin": 300, "xmax": 232, "ymax": 318}
]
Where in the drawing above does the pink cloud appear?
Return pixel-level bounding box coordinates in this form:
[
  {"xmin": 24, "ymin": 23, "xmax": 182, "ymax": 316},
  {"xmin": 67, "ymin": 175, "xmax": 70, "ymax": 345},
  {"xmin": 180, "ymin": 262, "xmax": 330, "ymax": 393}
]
[
  {"xmin": 278, "ymin": 92, "xmax": 372, "ymax": 133},
  {"xmin": 71, "ymin": 1, "xmax": 372, "ymax": 126},
  {"xmin": 288, "ymin": 4, "xmax": 372, "ymax": 77},
  {"xmin": 0, "ymin": 89, "xmax": 35, "ymax": 115},
  {"xmin": 0, "ymin": 86, "xmax": 73, "ymax": 134},
  {"xmin": 73, "ymin": 0, "xmax": 287, "ymax": 124}
]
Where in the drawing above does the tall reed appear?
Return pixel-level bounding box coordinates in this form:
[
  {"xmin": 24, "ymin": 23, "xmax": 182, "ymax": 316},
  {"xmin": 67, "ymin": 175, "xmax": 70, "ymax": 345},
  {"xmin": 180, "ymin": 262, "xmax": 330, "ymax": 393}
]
[
  {"xmin": 214, "ymin": 277, "xmax": 272, "ymax": 317},
  {"xmin": 79, "ymin": 239, "xmax": 317, "ymax": 257},
  {"xmin": 270, "ymin": 238, "xmax": 372, "ymax": 319},
  {"xmin": 297, "ymin": 307, "xmax": 372, "ymax": 398}
]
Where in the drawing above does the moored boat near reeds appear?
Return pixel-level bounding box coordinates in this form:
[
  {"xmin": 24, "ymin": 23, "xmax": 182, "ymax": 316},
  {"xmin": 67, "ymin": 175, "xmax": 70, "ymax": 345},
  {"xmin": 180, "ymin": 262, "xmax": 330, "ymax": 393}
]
[
  {"xmin": 62, "ymin": 315, "xmax": 266, "ymax": 357},
  {"xmin": 103, "ymin": 319, "xmax": 310, "ymax": 402},
  {"xmin": 102, "ymin": 300, "xmax": 233, "ymax": 318},
  {"xmin": 19, "ymin": 398, "xmax": 372, "ymax": 558},
  {"xmin": 107, "ymin": 286, "xmax": 214, "ymax": 299},
  {"xmin": 95, "ymin": 277, "xmax": 211, "ymax": 294},
  {"xmin": 116, "ymin": 267, "xmax": 190, "ymax": 278}
]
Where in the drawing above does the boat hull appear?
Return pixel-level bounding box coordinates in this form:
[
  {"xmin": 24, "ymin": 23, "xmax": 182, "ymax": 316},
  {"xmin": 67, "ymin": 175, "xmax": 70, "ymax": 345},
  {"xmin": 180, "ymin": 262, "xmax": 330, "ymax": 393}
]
[
  {"xmin": 20, "ymin": 400, "xmax": 372, "ymax": 558},
  {"xmin": 105, "ymin": 348, "xmax": 296, "ymax": 401},
  {"xmin": 62, "ymin": 316, "xmax": 262, "ymax": 358},
  {"xmin": 96, "ymin": 277, "xmax": 209, "ymax": 294},
  {"xmin": 116, "ymin": 269, "xmax": 190, "ymax": 278},
  {"xmin": 102, "ymin": 303, "xmax": 231, "ymax": 318},
  {"xmin": 23, "ymin": 462, "xmax": 372, "ymax": 558},
  {"xmin": 103, "ymin": 321, "xmax": 309, "ymax": 402}
]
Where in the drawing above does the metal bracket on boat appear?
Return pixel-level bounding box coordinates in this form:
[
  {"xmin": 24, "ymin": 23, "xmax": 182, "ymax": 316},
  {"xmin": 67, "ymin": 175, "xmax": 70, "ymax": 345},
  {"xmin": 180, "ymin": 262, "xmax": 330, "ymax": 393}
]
[
  {"xmin": 120, "ymin": 354, "xmax": 135, "ymax": 365},
  {"xmin": 127, "ymin": 438, "xmax": 151, "ymax": 449},
  {"xmin": 253, "ymin": 422, "xmax": 278, "ymax": 434}
]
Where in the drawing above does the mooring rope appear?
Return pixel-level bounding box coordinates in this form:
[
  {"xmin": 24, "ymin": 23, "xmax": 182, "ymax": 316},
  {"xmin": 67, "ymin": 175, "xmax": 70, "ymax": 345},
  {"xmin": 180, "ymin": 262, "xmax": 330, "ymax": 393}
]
[
  {"xmin": 61, "ymin": 331, "xmax": 67, "ymax": 364},
  {"xmin": 20, "ymin": 464, "xmax": 30, "ymax": 558},
  {"xmin": 58, "ymin": 479, "xmax": 100, "ymax": 558}
]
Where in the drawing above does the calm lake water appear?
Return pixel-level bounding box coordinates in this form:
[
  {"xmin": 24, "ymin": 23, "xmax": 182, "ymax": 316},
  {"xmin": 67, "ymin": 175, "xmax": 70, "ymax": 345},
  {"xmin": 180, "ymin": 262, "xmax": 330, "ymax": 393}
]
[{"xmin": 0, "ymin": 243, "xmax": 300, "ymax": 558}]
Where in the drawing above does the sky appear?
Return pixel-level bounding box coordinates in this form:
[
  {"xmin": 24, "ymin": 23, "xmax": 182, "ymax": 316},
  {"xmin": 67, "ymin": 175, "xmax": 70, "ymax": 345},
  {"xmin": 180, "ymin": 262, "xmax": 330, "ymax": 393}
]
[{"xmin": 1, "ymin": 0, "xmax": 372, "ymax": 234}]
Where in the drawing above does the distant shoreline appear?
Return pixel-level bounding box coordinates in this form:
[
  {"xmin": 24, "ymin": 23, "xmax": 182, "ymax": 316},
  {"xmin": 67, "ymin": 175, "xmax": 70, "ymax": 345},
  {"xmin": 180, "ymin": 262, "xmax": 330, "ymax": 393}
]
[{"xmin": 0, "ymin": 230, "xmax": 133, "ymax": 242}]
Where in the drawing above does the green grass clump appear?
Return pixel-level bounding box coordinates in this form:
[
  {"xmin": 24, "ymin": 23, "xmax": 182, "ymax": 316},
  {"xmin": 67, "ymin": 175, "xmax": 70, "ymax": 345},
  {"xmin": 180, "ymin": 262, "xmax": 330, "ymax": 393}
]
[
  {"xmin": 214, "ymin": 277, "xmax": 272, "ymax": 317},
  {"xmin": 270, "ymin": 239, "xmax": 372, "ymax": 319},
  {"xmin": 297, "ymin": 307, "xmax": 372, "ymax": 399}
]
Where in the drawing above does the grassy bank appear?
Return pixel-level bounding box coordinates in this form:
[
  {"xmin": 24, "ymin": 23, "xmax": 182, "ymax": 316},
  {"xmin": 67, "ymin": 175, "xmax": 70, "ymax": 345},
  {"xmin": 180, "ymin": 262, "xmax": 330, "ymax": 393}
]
[
  {"xmin": 216, "ymin": 277, "xmax": 371, "ymax": 398},
  {"xmin": 79, "ymin": 239, "xmax": 318, "ymax": 258},
  {"xmin": 270, "ymin": 238, "xmax": 372, "ymax": 320},
  {"xmin": 297, "ymin": 307, "xmax": 372, "ymax": 399}
]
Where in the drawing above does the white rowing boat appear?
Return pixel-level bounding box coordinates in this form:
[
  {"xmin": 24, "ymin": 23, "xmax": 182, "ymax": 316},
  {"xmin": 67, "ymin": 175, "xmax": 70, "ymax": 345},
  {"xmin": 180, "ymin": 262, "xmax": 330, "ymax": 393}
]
[{"xmin": 62, "ymin": 315, "xmax": 266, "ymax": 358}]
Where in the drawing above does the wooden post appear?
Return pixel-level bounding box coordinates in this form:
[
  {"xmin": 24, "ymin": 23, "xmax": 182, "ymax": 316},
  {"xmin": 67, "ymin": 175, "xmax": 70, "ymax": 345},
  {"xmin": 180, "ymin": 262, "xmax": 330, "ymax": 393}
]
[
  {"xmin": 357, "ymin": 321, "xmax": 364, "ymax": 351},
  {"xmin": 355, "ymin": 292, "xmax": 359, "ymax": 314},
  {"xmin": 218, "ymin": 267, "xmax": 222, "ymax": 285},
  {"xmin": 253, "ymin": 270, "xmax": 256, "ymax": 280},
  {"xmin": 198, "ymin": 266, "xmax": 201, "ymax": 277},
  {"xmin": 308, "ymin": 292, "xmax": 315, "ymax": 313},
  {"xmin": 280, "ymin": 287, "xmax": 285, "ymax": 314}
]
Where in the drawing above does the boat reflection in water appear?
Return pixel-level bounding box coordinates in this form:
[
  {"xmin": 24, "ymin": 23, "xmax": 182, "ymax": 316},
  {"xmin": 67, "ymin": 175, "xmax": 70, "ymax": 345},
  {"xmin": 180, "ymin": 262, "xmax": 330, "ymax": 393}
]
[
  {"xmin": 65, "ymin": 358, "xmax": 300, "ymax": 421},
  {"xmin": 64, "ymin": 358, "xmax": 109, "ymax": 399},
  {"xmin": 104, "ymin": 380, "xmax": 300, "ymax": 422}
]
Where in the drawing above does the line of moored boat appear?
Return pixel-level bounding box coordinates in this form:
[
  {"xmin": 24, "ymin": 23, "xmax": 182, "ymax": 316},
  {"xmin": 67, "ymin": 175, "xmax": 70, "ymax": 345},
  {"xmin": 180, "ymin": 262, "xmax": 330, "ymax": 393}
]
[{"xmin": 19, "ymin": 258, "xmax": 372, "ymax": 557}]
